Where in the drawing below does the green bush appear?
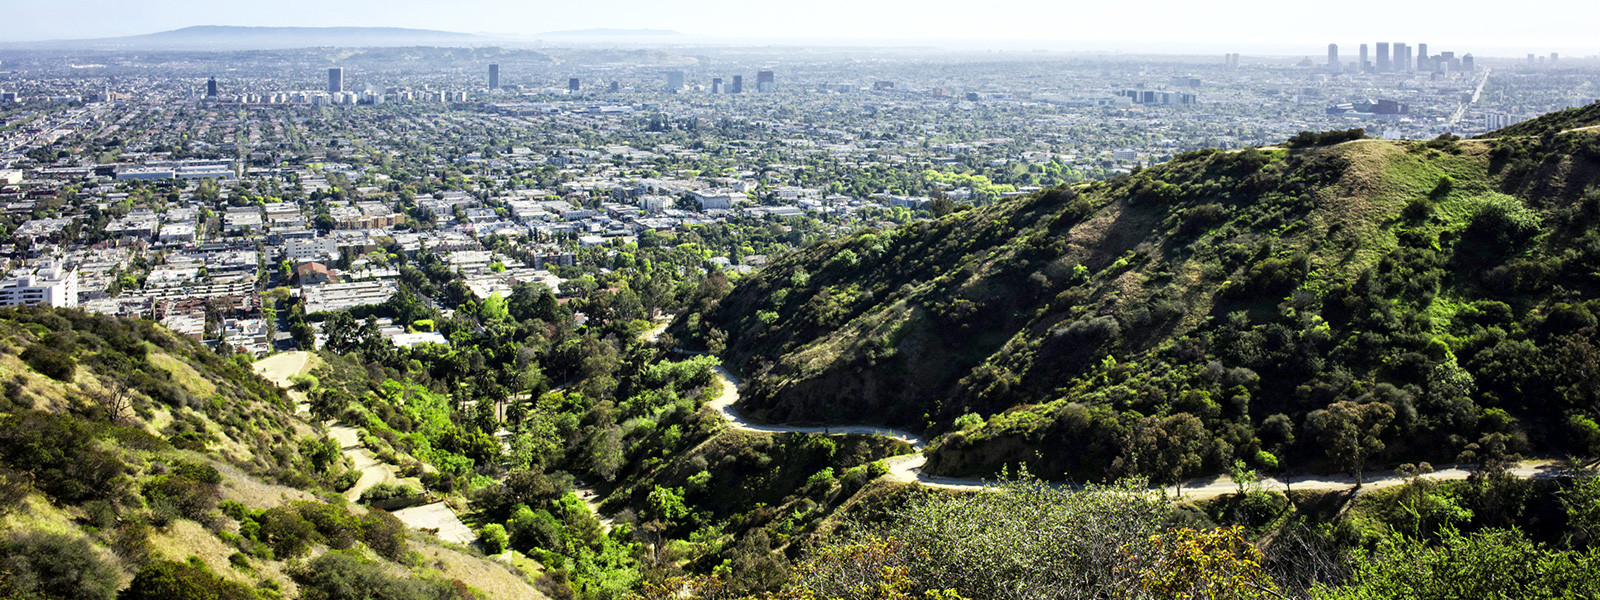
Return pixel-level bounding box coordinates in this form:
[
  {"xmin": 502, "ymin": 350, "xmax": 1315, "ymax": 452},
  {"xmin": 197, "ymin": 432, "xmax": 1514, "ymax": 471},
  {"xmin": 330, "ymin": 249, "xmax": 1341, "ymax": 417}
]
[
  {"xmin": 479, "ymin": 524, "xmax": 508, "ymax": 554},
  {"xmin": 0, "ymin": 529, "xmax": 120, "ymax": 600},
  {"xmin": 293, "ymin": 550, "xmax": 464, "ymax": 600},
  {"xmin": 359, "ymin": 509, "xmax": 410, "ymax": 562},
  {"xmin": 123, "ymin": 558, "xmax": 261, "ymax": 600},
  {"xmin": 507, "ymin": 505, "xmax": 562, "ymax": 553},
  {"xmin": 0, "ymin": 411, "xmax": 128, "ymax": 505},
  {"xmin": 358, "ymin": 482, "xmax": 420, "ymax": 505},
  {"xmin": 254, "ymin": 506, "xmax": 318, "ymax": 559},
  {"xmin": 21, "ymin": 344, "xmax": 76, "ymax": 381}
]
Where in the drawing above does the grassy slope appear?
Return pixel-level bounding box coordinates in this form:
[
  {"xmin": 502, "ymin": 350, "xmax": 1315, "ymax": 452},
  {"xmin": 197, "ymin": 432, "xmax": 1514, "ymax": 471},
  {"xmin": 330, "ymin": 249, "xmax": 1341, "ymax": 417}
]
[
  {"xmin": 0, "ymin": 307, "xmax": 545, "ymax": 600},
  {"xmin": 696, "ymin": 106, "xmax": 1600, "ymax": 482}
]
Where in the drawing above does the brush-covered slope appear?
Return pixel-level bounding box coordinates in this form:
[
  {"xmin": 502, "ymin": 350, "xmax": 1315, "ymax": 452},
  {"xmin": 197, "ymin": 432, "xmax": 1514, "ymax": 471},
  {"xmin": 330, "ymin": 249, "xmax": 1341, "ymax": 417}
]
[
  {"xmin": 0, "ymin": 306, "xmax": 540, "ymax": 600},
  {"xmin": 686, "ymin": 103, "xmax": 1600, "ymax": 482}
]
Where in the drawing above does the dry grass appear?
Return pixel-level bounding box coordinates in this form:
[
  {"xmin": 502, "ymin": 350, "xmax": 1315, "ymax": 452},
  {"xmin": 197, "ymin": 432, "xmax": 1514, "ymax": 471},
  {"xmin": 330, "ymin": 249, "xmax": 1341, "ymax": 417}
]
[
  {"xmin": 148, "ymin": 350, "xmax": 218, "ymax": 398},
  {"xmin": 412, "ymin": 540, "xmax": 548, "ymax": 600},
  {"xmin": 0, "ymin": 494, "xmax": 134, "ymax": 590},
  {"xmin": 213, "ymin": 459, "xmax": 319, "ymax": 510}
]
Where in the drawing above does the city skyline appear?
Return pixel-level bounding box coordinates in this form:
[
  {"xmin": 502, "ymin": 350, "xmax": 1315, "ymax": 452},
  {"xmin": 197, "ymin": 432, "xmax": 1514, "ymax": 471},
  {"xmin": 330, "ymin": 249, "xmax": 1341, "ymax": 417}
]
[{"xmin": 4, "ymin": 0, "xmax": 1599, "ymax": 56}]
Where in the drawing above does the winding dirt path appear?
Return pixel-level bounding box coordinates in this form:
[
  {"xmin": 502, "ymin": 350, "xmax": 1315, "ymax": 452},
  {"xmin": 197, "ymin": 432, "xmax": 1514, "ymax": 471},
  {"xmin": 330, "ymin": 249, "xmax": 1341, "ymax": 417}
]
[
  {"xmin": 253, "ymin": 352, "xmax": 475, "ymax": 541},
  {"xmin": 702, "ymin": 364, "xmax": 1570, "ymax": 500}
]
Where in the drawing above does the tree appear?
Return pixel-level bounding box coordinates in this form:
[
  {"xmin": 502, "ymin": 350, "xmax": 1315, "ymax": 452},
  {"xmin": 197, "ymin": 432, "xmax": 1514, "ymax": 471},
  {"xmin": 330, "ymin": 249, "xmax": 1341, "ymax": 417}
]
[{"xmin": 1308, "ymin": 401, "xmax": 1395, "ymax": 487}]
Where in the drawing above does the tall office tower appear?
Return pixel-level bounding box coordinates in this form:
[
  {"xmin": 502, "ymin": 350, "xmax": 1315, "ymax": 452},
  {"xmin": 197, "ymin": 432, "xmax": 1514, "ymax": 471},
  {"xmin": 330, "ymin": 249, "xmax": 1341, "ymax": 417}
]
[
  {"xmin": 1396, "ymin": 43, "xmax": 1411, "ymax": 72},
  {"xmin": 1417, "ymin": 43, "xmax": 1428, "ymax": 61},
  {"xmin": 757, "ymin": 70, "xmax": 775, "ymax": 93},
  {"xmin": 1327, "ymin": 43, "xmax": 1339, "ymax": 68},
  {"xmin": 206, "ymin": 77, "xmax": 218, "ymax": 98},
  {"xmin": 1462, "ymin": 54, "xmax": 1475, "ymax": 72},
  {"xmin": 1552, "ymin": 53, "xmax": 1560, "ymax": 65},
  {"xmin": 730, "ymin": 75, "xmax": 743, "ymax": 93},
  {"xmin": 1359, "ymin": 44, "xmax": 1370, "ymax": 72},
  {"xmin": 711, "ymin": 77, "xmax": 723, "ymax": 94},
  {"xmin": 327, "ymin": 68, "xmax": 343, "ymax": 94},
  {"xmin": 1528, "ymin": 53, "xmax": 1537, "ymax": 64},
  {"xmin": 665, "ymin": 71, "xmax": 685, "ymax": 92},
  {"xmin": 569, "ymin": 78, "xmax": 580, "ymax": 93},
  {"xmin": 1376, "ymin": 42, "xmax": 1391, "ymax": 72},
  {"xmin": 489, "ymin": 64, "xmax": 500, "ymax": 89},
  {"xmin": 608, "ymin": 81, "xmax": 619, "ymax": 93}
]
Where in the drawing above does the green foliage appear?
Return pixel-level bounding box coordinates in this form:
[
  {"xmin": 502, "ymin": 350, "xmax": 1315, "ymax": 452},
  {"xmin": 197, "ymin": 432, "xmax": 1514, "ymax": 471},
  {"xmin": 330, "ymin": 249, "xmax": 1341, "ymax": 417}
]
[
  {"xmin": 0, "ymin": 529, "xmax": 120, "ymax": 600},
  {"xmin": 123, "ymin": 559, "xmax": 262, "ymax": 600},
  {"xmin": 0, "ymin": 411, "xmax": 128, "ymax": 505},
  {"xmin": 293, "ymin": 551, "xmax": 468, "ymax": 600},
  {"xmin": 1286, "ymin": 128, "xmax": 1367, "ymax": 148},
  {"xmin": 21, "ymin": 343, "xmax": 76, "ymax": 381},
  {"xmin": 1316, "ymin": 529, "xmax": 1600, "ymax": 600},
  {"xmin": 812, "ymin": 478, "xmax": 1169, "ymax": 599},
  {"xmin": 478, "ymin": 524, "xmax": 509, "ymax": 554}
]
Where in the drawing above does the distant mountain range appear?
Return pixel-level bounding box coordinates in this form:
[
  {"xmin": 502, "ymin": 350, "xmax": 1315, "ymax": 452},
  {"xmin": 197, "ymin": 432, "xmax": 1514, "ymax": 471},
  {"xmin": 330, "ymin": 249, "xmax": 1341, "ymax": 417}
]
[
  {"xmin": 539, "ymin": 28, "xmax": 685, "ymax": 37},
  {"xmin": 1, "ymin": 25, "xmax": 690, "ymax": 51}
]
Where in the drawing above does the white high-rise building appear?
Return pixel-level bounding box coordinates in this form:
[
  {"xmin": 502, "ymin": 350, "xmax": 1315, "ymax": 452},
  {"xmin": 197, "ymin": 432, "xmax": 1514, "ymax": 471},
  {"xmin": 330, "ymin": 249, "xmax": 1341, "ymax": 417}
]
[{"xmin": 0, "ymin": 264, "xmax": 79, "ymax": 308}]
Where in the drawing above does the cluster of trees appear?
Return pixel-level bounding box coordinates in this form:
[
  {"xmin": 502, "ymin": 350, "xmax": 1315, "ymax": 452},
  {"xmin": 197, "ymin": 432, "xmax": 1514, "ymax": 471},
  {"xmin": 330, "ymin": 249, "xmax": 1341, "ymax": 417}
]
[{"xmin": 1285, "ymin": 128, "xmax": 1367, "ymax": 148}]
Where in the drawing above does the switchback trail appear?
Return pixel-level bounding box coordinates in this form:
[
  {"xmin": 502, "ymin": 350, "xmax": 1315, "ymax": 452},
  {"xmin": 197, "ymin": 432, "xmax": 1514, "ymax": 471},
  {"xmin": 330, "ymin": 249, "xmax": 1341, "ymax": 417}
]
[{"xmin": 702, "ymin": 364, "xmax": 1570, "ymax": 500}]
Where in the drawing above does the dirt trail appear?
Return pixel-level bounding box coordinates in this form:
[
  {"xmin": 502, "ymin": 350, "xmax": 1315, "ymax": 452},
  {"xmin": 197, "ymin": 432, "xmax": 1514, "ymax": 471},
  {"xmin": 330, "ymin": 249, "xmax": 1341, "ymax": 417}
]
[
  {"xmin": 392, "ymin": 502, "xmax": 477, "ymax": 545},
  {"xmin": 253, "ymin": 352, "xmax": 475, "ymax": 542},
  {"xmin": 703, "ymin": 364, "xmax": 1569, "ymax": 500}
]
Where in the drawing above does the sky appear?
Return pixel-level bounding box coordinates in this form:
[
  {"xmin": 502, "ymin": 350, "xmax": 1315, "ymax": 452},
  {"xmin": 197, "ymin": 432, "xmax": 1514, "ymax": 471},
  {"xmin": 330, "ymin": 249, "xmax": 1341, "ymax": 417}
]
[{"xmin": 7, "ymin": 0, "xmax": 1600, "ymax": 56}]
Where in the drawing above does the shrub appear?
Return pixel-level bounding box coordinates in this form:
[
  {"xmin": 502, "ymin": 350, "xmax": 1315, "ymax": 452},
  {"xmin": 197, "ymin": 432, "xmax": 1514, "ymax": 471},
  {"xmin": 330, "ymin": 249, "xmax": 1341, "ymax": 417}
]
[
  {"xmin": 123, "ymin": 559, "xmax": 261, "ymax": 600},
  {"xmin": 254, "ymin": 506, "xmax": 318, "ymax": 558},
  {"xmin": 293, "ymin": 550, "xmax": 464, "ymax": 600},
  {"xmin": 0, "ymin": 529, "xmax": 120, "ymax": 600},
  {"xmin": 1463, "ymin": 194, "xmax": 1542, "ymax": 251},
  {"xmin": 0, "ymin": 411, "xmax": 128, "ymax": 505},
  {"xmin": 358, "ymin": 482, "xmax": 420, "ymax": 505},
  {"xmin": 507, "ymin": 505, "xmax": 563, "ymax": 553},
  {"xmin": 479, "ymin": 524, "xmax": 509, "ymax": 554},
  {"xmin": 20, "ymin": 344, "xmax": 75, "ymax": 381},
  {"xmin": 359, "ymin": 509, "xmax": 410, "ymax": 562}
]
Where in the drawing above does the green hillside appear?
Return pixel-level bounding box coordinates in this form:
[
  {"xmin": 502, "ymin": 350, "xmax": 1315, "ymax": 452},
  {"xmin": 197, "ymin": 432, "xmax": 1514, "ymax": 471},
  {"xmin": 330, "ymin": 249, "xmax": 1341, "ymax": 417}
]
[
  {"xmin": 684, "ymin": 103, "xmax": 1600, "ymax": 483},
  {"xmin": 0, "ymin": 306, "xmax": 544, "ymax": 600}
]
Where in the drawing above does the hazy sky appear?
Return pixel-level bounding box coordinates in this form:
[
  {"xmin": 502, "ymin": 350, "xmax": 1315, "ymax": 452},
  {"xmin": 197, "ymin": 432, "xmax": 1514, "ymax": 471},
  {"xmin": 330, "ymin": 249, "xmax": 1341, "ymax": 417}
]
[{"xmin": 8, "ymin": 0, "xmax": 1599, "ymax": 55}]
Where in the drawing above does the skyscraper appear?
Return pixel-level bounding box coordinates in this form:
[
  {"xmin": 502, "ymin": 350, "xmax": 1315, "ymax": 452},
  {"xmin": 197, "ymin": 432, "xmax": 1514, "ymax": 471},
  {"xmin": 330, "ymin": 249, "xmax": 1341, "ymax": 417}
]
[
  {"xmin": 489, "ymin": 64, "xmax": 500, "ymax": 89},
  {"xmin": 757, "ymin": 70, "xmax": 775, "ymax": 93},
  {"xmin": 1552, "ymin": 53, "xmax": 1560, "ymax": 65},
  {"xmin": 711, "ymin": 77, "xmax": 723, "ymax": 94},
  {"xmin": 1359, "ymin": 44, "xmax": 1370, "ymax": 72},
  {"xmin": 1327, "ymin": 43, "xmax": 1339, "ymax": 68},
  {"xmin": 666, "ymin": 71, "xmax": 685, "ymax": 92},
  {"xmin": 206, "ymin": 77, "xmax": 218, "ymax": 98},
  {"xmin": 1376, "ymin": 42, "xmax": 1391, "ymax": 72},
  {"xmin": 730, "ymin": 75, "xmax": 743, "ymax": 94},
  {"xmin": 1396, "ymin": 43, "xmax": 1411, "ymax": 72},
  {"xmin": 327, "ymin": 68, "xmax": 343, "ymax": 94},
  {"xmin": 569, "ymin": 78, "xmax": 580, "ymax": 93}
]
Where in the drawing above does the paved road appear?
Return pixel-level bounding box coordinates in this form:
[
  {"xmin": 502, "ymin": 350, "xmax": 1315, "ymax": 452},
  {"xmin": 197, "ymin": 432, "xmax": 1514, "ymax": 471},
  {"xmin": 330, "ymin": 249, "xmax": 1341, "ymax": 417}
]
[{"xmin": 701, "ymin": 363, "xmax": 1570, "ymax": 500}]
